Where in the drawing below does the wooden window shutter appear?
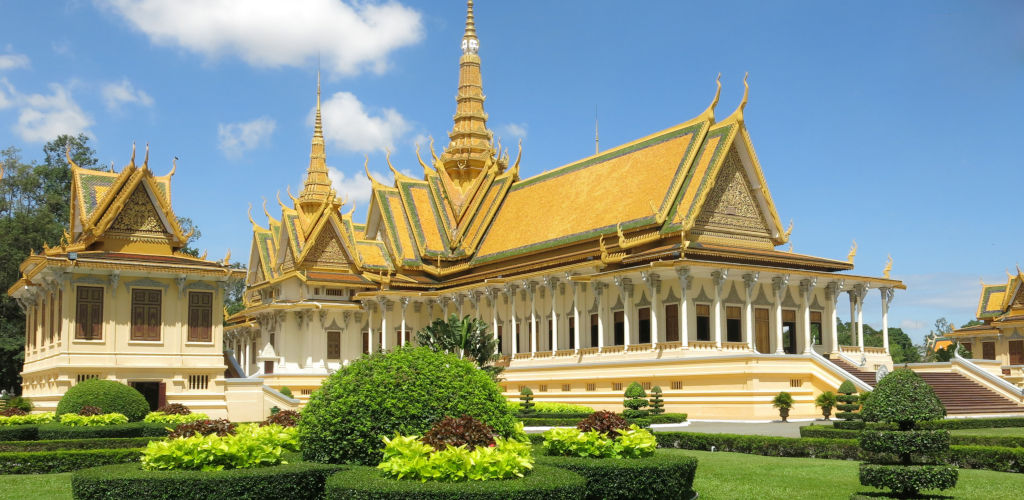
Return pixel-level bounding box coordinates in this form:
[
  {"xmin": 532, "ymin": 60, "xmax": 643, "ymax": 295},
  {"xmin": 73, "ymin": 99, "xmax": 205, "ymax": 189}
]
[
  {"xmin": 131, "ymin": 289, "xmax": 162, "ymax": 341},
  {"xmin": 76, "ymin": 286, "xmax": 103, "ymax": 340},
  {"xmin": 188, "ymin": 292, "xmax": 213, "ymax": 342}
]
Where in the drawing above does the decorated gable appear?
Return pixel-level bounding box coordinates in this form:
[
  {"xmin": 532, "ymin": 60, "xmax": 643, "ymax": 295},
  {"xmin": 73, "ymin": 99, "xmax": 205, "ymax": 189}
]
[
  {"xmin": 304, "ymin": 225, "xmax": 351, "ymax": 269},
  {"xmin": 109, "ymin": 184, "xmax": 172, "ymax": 237},
  {"xmin": 689, "ymin": 145, "xmax": 773, "ymax": 247}
]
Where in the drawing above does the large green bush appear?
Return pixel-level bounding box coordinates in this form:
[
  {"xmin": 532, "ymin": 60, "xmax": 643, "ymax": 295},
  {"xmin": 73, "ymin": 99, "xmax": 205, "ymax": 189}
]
[
  {"xmin": 536, "ymin": 449, "xmax": 698, "ymax": 500},
  {"xmin": 56, "ymin": 379, "xmax": 150, "ymax": 422},
  {"xmin": 72, "ymin": 461, "xmax": 344, "ymax": 500},
  {"xmin": 326, "ymin": 464, "xmax": 585, "ymax": 500},
  {"xmin": 299, "ymin": 347, "xmax": 516, "ymax": 465},
  {"xmin": 857, "ymin": 369, "xmax": 956, "ymax": 497}
]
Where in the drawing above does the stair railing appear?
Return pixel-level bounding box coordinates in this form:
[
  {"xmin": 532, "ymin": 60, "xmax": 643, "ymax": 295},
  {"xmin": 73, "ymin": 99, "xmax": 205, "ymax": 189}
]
[
  {"xmin": 836, "ymin": 350, "xmax": 866, "ymax": 368},
  {"xmin": 810, "ymin": 349, "xmax": 873, "ymax": 392},
  {"xmin": 953, "ymin": 343, "xmax": 1024, "ymax": 404}
]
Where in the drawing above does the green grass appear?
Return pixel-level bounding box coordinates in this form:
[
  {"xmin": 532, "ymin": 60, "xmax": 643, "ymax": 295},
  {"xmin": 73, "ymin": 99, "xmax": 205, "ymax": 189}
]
[
  {"xmin": 5, "ymin": 452, "xmax": 1024, "ymax": 500},
  {"xmin": 0, "ymin": 473, "xmax": 71, "ymax": 500},
  {"xmin": 950, "ymin": 427, "xmax": 1024, "ymax": 437}
]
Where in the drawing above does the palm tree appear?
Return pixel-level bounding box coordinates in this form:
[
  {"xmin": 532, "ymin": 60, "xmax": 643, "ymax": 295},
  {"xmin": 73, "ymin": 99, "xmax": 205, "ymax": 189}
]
[{"xmin": 415, "ymin": 315, "xmax": 499, "ymax": 370}]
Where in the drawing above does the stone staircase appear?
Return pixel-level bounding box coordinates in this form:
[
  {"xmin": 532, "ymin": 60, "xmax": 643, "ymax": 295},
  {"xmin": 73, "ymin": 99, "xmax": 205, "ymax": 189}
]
[{"xmin": 825, "ymin": 355, "xmax": 1024, "ymax": 415}]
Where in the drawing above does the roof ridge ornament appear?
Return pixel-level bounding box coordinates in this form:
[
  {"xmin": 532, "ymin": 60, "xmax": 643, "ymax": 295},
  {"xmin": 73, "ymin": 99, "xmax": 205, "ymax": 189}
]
[
  {"xmin": 129, "ymin": 142, "xmax": 136, "ymax": 168},
  {"xmin": 65, "ymin": 144, "xmax": 80, "ymax": 170},
  {"xmin": 725, "ymin": 72, "xmax": 750, "ymax": 123},
  {"xmin": 883, "ymin": 254, "xmax": 893, "ymax": 279},
  {"xmin": 166, "ymin": 156, "xmax": 177, "ymax": 178},
  {"xmin": 142, "ymin": 143, "xmax": 149, "ymax": 170},
  {"xmin": 847, "ymin": 239, "xmax": 857, "ymax": 264},
  {"xmin": 701, "ymin": 73, "xmax": 722, "ymax": 121}
]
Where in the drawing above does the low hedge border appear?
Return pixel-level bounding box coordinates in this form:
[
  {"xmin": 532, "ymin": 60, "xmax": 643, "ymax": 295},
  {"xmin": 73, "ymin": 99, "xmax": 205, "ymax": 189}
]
[
  {"xmin": 0, "ymin": 448, "xmax": 142, "ymax": 474},
  {"xmin": 73, "ymin": 461, "xmax": 345, "ymax": 500},
  {"xmin": 654, "ymin": 431, "xmax": 861, "ymax": 460},
  {"xmin": 647, "ymin": 413, "xmax": 688, "ymax": 424},
  {"xmin": 948, "ymin": 445, "xmax": 1024, "ymax": 473},
  {"xmin": 0, "ymin": 424, "xmax": 38, "ymax": 442},
  {"xmin": 37, "ymin": 422, "xmax": 169, "ymax": 440},
  {"xmin": 0, "ymin": 436, "xmax": 157, "ymax": 452},
  {"xmin": 520, "ymin": 417, "xmax": 581, "ymax": 427},
  {"xmin": 516, "ymin": 412, "xmax": 592, "ymax": 419},
  {"xmin": 325, "ymin": 464, "xmax": 585, "ymax": 500},
  {"xmin": 802, "ymin": 425, "xmax": 1024, "ymax": 448},
  {"xmin": 536, "ymin": 449, "xmax": 697, "ymax": 500}
]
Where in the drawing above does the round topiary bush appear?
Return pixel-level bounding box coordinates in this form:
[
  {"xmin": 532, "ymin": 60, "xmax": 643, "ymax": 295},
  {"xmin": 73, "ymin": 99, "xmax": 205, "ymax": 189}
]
[
  {"xmin": 299, "ymin": 347, "xmax": 517, "ymax": 465},
  {"xmin": 56, "ymin": 380, "xmax": 150, "ymax": 422},
  {"xmin": 860, "ymin": 369, "xmax": 945, "ymax": 431},
  {"xmin": 622, "ymin": 382, "xmax": 648, "ymax": 419}
]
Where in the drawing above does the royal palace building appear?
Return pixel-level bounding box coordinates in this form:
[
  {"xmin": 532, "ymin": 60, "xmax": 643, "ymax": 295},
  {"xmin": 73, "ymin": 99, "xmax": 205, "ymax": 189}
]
[{"xmin": 224, "ymin": 1, "xmax": 913, "ymax": 420}]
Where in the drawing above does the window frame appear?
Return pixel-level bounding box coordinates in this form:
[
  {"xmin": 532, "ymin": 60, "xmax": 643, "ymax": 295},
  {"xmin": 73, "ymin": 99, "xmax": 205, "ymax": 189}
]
[
  {"xmin": 187, "ymin": 291, "xmax": 214, "ymax": 343},
  {"xmin": 75, "ymin": 286, "xmax": 104, "ymax": 341},
  {"xmin": 129, "ymin": 288, "xmax": 163, "ymax": 342}
]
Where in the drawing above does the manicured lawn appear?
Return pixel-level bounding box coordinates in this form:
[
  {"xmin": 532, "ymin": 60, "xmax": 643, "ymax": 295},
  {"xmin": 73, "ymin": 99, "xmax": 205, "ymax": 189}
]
[
  {"xmin": 5, "ymin": 452, "xmax": 1024, "ymax": 500},
  {"xmin": 0, "ymin": 473, "xmax": 71, "ymax": 500},
  {"xmin": 950, "ymin": 427, "xmax": 1024, "ymax": 437}
]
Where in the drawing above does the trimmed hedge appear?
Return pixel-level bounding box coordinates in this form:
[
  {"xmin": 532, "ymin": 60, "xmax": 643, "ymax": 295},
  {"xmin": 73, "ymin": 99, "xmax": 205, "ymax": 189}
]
[
  {"xmin": 859, "ymin": 464, "xmax": 958, "ymax": 495},
  {"xmin": 0, "ymin": 448, "xmax": 141, "ymax": 474},
  {"xmin": 917, "ymin": 417, "xmax": 1024, "ymax": 430},
  {"xmin": 802, "ymin": 425, "xmax": 1024, "ymax": 448},
  {"xmin": 655, "ymin": 431, "xmax": 861, "ymax": 460},
  {"xmin": 832, "ymin": 420, "xmax": 865, "ymax": 430},
  {"xmin": 37, "ymin": 422, "xmax": 169, "ymax": 440},
  {"xmin": 0, "ymin": 424, "xmax": 38, "ymax": 441},
  {"xmin": 536, "ymin": 449, "xmax": 697, "ymax": 500},
  {"xmin": 520, "ymin": 417, "xmax": 581, "ymax": 427},
  {"xmin": 860, "ymin": 430, "xmax": 950, "ymax": 457},
  {"xmin": 73, "ymin": 461, "xmax": 345, "ymax": 500},
  {"xmin": 647, "ymin": 413, "xmax": 688, "ymax": 424},
  {"xmin": 325, "ymin": 464, "xmax": 585, "ymax": 499},
  {"xmin": 0, "ymin": 436, "xmax": 156, "ymax": 452},
  {"xmin": 948, "ymin": 445, "xmax": 1024, "ymax": 473}
]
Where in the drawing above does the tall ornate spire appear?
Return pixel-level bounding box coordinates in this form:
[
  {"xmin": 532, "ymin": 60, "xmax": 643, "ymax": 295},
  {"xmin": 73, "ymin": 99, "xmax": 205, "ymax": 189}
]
[
  {"xmin": 300, "ymin": 71, "xmax": 332, "ymax": 205},
  {"xmin": 440, "ymin": 0, "xmax": 505, "ymax": 188}
]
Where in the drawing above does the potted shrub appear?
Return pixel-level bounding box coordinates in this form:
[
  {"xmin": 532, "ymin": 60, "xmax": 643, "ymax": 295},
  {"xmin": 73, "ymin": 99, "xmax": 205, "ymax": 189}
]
[
  {"xmin": 772, "ymin": 391, "xmax": 793, "ymax": 422},
  {"xmin": 815, "ymin": 391, "xmax": 837, "ymax": 420},
  {"xmin": 856, "ymin": 369, "xmax": 957, "ymax": 498}
]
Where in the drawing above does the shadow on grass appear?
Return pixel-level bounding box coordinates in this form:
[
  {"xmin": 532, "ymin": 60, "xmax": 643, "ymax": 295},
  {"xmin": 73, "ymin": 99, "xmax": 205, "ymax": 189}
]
[{"xmin": 851, "ymin": 493, "xmax": 954, "ymax": 500}]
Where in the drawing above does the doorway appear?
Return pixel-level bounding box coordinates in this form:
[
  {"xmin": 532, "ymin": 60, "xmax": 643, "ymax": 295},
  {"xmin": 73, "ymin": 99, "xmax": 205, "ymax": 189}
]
[
  {"xmin": 755, "ymin": 308, "xmax": 770, "ymax": 353},
  {"xmin": 782, "ymin": 310, "xmax": 797, "ymax": 354},
  {"xmin": 130, "ymin": 381, "xmax": 164, "ymax": 411}
]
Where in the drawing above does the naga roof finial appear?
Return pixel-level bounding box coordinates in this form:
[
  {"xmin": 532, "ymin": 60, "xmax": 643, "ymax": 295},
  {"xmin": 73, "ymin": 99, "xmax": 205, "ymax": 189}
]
[
  {"xmin": 166, "ymin": 156, "xmax": 177, "ymax": 178},
  {"xmin": 129, "ymin": 142, "xmax": 136, "ymax": 167},
  {"xmin": 262, "ymin": 198, "xmax": 271, "ymax": 220},
  {"xmin": 247, "ymin": 203, "xmax": 256, "ymax": 226},
  {"xmin": 702, "ymin": 73, "xmax": 722, "ymax": 121},
  {"xmin": 883, "ymin": 254, "xmax": 893, "ymax": 279},
  {"xmin": 725, "ymin": 72, "xmax": 750, "ymax": 123},
  {"xmin": 142, "ymin": 142, "xmax": 149, "ymax": 170},
  {"xmin": 65, "ymin": 143, "xmax": 80, "ymax": 170},
  {"xmin": 847, "ymin": 239, "xmax": 857, "ymax": 264}
]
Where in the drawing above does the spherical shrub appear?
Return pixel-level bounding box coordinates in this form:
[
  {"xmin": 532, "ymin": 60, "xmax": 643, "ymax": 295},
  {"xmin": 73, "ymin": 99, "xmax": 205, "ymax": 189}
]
[
  {"xmin": 169, "ymin": 418, "xmax": 237, "ymax": 439},
  {"xmin": 421, "ymin": 415, "xmax": 496, "ymax": 450},
  {"xmin": 262, "ymin": 410, "xmax": 300, "ymax": 428},
  {"xmin": 577, "ymin": 410, "xmax": 629, "ymax": 434},
  {"xmin": 55, "ymin": 379, "xmax": 149, "ymax": 422},
  {"xmin": 78, "ymin": 405, "xmax": 103, "ymax": 416},
  {"xmin": 0, "ymin": 407, "xmax": 27, "ymax": 417},
  {"xmin": 278, "ymin": 386, "xmax": 293, "ymax": 398},
  {"xmin": 299, "ymin": 347, "xmax": 516, "ymax": 465},
  {"xmin": 157, "ymin": 403, "xmax": 191, "ymax": 415},
  {"xmin": 861, "ymin": 369, "xmax": 945, "ymax": 430}
]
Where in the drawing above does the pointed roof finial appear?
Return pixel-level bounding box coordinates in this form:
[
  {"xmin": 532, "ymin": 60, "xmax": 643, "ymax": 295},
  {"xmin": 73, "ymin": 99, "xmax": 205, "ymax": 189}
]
[
  {"xmin": 464, "ymin": 0, "xmax": 477, "ymax": 44},
  {"xmin": 701, "ymin": 73, "xmax": 722, "ymax": 121},
  {"xmin": 129, "ymin": 142, "xmax": 136, "ymax": 167},
  {"xmin": 725, "ymin": 72, "xmax": 750, "ymax": 123},
  {"xmin": 65, "ymin": 143, "xmax": 80, "ymax": 170},
  {"xmin": 142, "ymin": 143, "xmax": 149, "ymax": 170}
]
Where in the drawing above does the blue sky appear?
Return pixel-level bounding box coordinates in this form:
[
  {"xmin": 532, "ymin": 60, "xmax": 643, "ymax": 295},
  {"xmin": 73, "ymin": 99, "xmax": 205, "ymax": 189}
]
[{"xmin": 1, "ymin": 1, "xmax": 1022, "ymax": 343}]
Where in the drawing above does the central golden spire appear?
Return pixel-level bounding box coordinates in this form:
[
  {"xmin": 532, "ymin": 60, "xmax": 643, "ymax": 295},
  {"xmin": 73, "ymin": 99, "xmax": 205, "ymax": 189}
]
[
  {"xmin": 300, "ymin": 71, "xmax": 332, "ymax": 206},
  {"xmin": 440, "ymin": 0, "xmax": 504, "ymax": 188}
]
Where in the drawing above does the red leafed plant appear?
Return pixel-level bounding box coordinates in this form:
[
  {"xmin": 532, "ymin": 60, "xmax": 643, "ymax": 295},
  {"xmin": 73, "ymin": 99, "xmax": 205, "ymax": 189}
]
[
  {"xmin": 261, "ymin": 410, "xmax": 300, "ymax": 428},
  {"xmin": 156, "ymin": 403, "xmax": 192, "ymax": 415},
  {"xmin": 78, "ymin": 405, "xmax": 103, "ymax": 416},
  {"xmin": 168, "ymin": 419, "xmax": 236, "ymax": 439},
  {"xmin": 421, "ymin": 415, "xmax": 496, "ymax": 450},
  {"xmin": 576, "ymin": 410, "xmax": 629, "ymax": 434},
  {"xmin": 0, "ymin": 407, "xmax": 27, "ymax": 417}
]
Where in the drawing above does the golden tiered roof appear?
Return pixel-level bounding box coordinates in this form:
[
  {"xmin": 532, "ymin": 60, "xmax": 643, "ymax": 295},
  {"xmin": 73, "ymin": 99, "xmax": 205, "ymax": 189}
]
[{"xmin": 240, "ymin": 1, "xmax": 868, "ymax": 301}]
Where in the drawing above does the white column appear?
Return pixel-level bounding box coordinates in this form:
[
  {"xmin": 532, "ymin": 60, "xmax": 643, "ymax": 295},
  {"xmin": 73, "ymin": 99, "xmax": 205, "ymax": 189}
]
[
  {"xmin": 572, "ymin": 282, "xmax": 581, "ymax": 350},
  {"xmin": 380, "ymin": 299, "xmax": 390, "ymax": 352},
  {"xmin": 849, "ymin": 291, "xmax": 857, "ymax": 349},
  {"xmin": 881, "ymin": 287, "xmax": 893, "ymax": 354},
  {"xmin": 614, "ymin": 277, "xmax": 633, "ymax": 347},
  {"xmin": 772, "ymin": 276, "xmax": 788, "ymax": 354},
  {"xmin": 400, "ymin": 298, "xmax": 408, "ymax": 346},
  {"xmin": 799, "ymin": 278, "xmax": 816, "ymax": 354},
  {"xmin": 826, "ymin": 281, "xmax": 843, "ymax": 354},
  {"xmin": 855, "ymin": 285, "xmax": 866, "ymax": 352},
  {"xmin": 244, "ymin": 338, "xmax": 251, "ymax": 371},
  {"xmin": 711, "ymin": 270, "xmax": 727, "ymax": 348},
  {"xmin": 547, "ymin": 278, "xmax": 559, "ymax": 352},
  {"xmin": 527, "ymin": 282, "xmax": 538, "ymax": 355},
  {"xmin": 643, "ymin": 271, "xmax": 661, "ymax": 349},
  {"xmin": 677, "ymin": 267, "xmax": 691, "ymax": 348},
  {"xmin": 367, "ymin": 303, "xmax": 376, "ymax": 353},
  {"xmin": 595, "ymin": 281, "xmax": 607, "ymax": 350},
  {"xmin": 456, "ymin": 293, "xmax": 464, "ymax": 319},
  {"xmin": 507, "ymin": 284, "xmax": 518, "ymax": 355},
  {"xmin": 490, "ymin": 289, "xmax": 499, "ymax": 347},
  {"xmin": 742, "ymin": 273, "xmax": 758, "ymax": 350}
]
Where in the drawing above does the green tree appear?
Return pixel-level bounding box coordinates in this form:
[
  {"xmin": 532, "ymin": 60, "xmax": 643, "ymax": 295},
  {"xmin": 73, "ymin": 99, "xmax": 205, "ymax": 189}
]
[
  {"xmin": 0, "ymin": 136, "xmax": 101, "ymax": 394},
  {"xmin": 648, "ymin": 386, "xmax": 665, "ymax": 415},
  {"xmin": 415, "ymin": 314, "xmax": 498, "ymax": 369},
  {"xmin": 224, "ymin": 261, "xmax": 246, "ymax": 318}
]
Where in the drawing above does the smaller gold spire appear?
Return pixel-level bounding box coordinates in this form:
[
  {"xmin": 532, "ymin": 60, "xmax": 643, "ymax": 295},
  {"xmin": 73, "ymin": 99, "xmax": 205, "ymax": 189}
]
[
  {"xmin": 847, "ymin": 239, "xmax": 857, "ymax": 264},
  {"xmin": 883, "ymin": 254, "xmax": 893, "ymax": 279},
  {"xmin": 725, "ymin": 73, "xmax": 749, "ymax": 123}
]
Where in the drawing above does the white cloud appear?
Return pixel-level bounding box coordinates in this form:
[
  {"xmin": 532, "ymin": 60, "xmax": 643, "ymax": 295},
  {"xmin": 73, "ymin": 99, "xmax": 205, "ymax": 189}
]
[
  {"xmin": 98, "ymin": 0, "xmax": 423, "ymax": 77},
  {"xmin": 0, "ymin": 53, "xmax": 29, "ymax": 71},
  {"xmin": 101, "ymin": 78, "xmax": 154, "ymax": 110},
  {"xmin": 218, "ymin": 117, "xmax": 275, "ymax": 158},
  {"xmin": 900, "ymin": 320, "xmax": 926, "ymax": 330},
  {"xmin": 319, "ymin": 91, "xmax": 409, "ymax": 152},
  {"xmin": 327, "ymin": 166, "xmax": 382, "ymax": 207},
  {"xmin": 10, "ymin": 82, "xmax": 93, "ymax": 142},
  {"xmin": 498, "ymin": 123, "xmax": 527, "ymax": 141}
]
